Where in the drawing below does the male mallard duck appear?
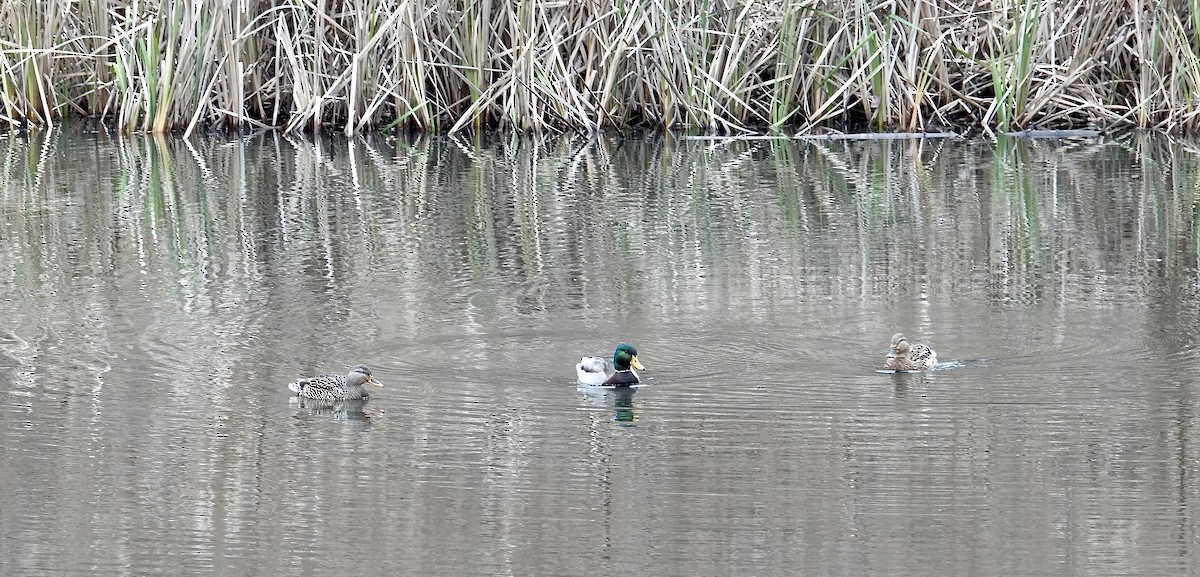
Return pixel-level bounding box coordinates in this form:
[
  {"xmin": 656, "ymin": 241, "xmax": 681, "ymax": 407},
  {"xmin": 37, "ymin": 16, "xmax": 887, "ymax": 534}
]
[
  {"xmin": 577, "ymin": 343, "xmax": 645, "ymax": 386},
  {"xmin": 884, "ymin": 333, "xmax": 937, "ymax": 371},
  {"xmin": 287, "ymin": 365, "xmax": 384, "ymax": 401}
]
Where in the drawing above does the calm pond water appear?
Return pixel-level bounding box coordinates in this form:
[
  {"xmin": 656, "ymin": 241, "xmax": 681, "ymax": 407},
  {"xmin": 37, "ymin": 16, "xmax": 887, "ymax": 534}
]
[{"xmin": 1, "ymin": 127, "xmax": 1199, "ymax": 576}]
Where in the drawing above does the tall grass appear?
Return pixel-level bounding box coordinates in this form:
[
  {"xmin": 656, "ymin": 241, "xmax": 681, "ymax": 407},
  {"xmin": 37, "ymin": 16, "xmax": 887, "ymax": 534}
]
[{"xmin": 4, "ymin": 0, "xmax": 1200, "ymax": 135}]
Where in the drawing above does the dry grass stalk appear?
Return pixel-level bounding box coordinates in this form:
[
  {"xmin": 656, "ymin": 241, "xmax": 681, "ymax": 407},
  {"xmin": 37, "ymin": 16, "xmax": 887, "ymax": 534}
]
[{"xmin": 2, "ymin": 0, "xmax": 1200, "ymax": 134}]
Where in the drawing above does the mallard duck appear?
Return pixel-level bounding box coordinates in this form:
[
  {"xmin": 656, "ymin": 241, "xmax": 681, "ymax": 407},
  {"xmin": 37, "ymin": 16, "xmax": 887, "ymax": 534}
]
[
  {"xmin": 287, "ymin": 365, "xmax": 384, "ymax": 400},
  {"xmin": 884, "ymin": 333, "xmax": 937, "ymax": 371},
  {"xmin": 577, "ymin": 343, "xmax": 645, "ymax": 386}
]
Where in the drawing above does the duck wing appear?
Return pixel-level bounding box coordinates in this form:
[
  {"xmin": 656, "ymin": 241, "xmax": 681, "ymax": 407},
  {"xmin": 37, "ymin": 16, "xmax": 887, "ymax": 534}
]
[
  {"xmin": 909, "ymin": 344, "xmax": 937, "ymax": 368},
  {"xmin": 287, "ymin": 373, "xmax": 348, "ymax": 401},
  {"xmin": 576, "ymin": 356, "xmax": 613, "ymax": 385}
]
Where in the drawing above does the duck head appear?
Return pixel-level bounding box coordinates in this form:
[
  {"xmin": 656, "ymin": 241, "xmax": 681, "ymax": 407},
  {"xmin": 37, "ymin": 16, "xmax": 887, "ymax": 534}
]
[
  {"xmin": 349, "ymin": 365, "xmax": 385, "ymax": 388},
  {"xmin": 613, "ymin": 343, "xmax": 645, "ymax": 371}
]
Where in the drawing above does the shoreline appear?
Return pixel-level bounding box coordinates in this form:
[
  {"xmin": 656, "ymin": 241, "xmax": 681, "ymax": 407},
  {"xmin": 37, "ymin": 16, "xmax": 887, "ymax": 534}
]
[{"xmin": 2, "ymin": 2, "xmax": 1197, "ymax": 137}]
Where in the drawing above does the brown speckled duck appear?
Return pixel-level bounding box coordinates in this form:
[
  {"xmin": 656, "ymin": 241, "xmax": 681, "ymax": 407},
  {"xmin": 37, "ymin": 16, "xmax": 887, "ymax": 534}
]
[
  {"xmin": 287, "ymin": 365, "xmax": 384, "ymax": 401},
  {"xmin": 884, "ymin": 333, "xmax": 937, "ymax": 371}
]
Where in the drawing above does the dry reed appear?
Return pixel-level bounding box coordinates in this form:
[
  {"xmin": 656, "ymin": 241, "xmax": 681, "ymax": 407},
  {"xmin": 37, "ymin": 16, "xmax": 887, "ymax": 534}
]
[{"xmin": 3, "ymin": 0, "xmax": 1200, "ymax": 135}]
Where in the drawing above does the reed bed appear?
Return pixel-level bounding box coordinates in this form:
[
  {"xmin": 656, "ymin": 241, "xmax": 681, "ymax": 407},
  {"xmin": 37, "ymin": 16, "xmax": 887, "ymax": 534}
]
[{"xmin": 3, "ymin": 0, "xmax": 1200, "ymax": 135}]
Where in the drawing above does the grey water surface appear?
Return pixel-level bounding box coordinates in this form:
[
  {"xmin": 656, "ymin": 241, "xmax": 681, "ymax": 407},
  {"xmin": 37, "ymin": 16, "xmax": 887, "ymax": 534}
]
[{"xmin": 1, "ymin": 128, "xmax": 1198, "ymax": 576}]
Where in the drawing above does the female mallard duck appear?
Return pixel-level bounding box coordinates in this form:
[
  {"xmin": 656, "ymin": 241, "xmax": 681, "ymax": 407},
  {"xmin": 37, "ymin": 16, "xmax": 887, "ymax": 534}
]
[
  {"xmin": 884, "ymin": 333, "xmax": 937, "ymax": 371},
  {"xmin": 287, "ymin": 365, "xmax": 384, "ymax": 401},
  {"xmin": 577, "ymin": 343, "xmax": 645, "ymax": 386}
]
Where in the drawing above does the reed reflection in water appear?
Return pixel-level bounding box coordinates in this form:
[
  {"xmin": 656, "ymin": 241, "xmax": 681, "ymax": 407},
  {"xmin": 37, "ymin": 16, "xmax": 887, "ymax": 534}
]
[{"xmin": 0, "ymin": 128, "xmax": 1199, "ymax": 576}]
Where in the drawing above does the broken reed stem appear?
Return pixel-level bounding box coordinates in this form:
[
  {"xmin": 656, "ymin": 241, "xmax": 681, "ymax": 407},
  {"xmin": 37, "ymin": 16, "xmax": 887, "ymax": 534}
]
[{"xmin": 2, "ymin": 0, "xmax": 1200, "ymax": 135}]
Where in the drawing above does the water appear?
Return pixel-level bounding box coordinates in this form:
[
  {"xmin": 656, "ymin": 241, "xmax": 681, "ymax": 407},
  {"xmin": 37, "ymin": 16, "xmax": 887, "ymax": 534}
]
[{"xmin": 1, "ymin": 128, "xmax": 1199, "ymax": 576}]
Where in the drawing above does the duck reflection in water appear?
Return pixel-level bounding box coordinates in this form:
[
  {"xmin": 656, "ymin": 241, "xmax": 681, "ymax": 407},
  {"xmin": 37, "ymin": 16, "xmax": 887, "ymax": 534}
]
[
  {"xmin": 612, "ymin": 388, "xmax": 637, "ymax": 423},
  {"xmin": 289, "ymin": 397, "xmax": 379, "ymax": 427},
  {"xmin": 580, "ymin": 385, "xmax": 639, "ymax": 425}
]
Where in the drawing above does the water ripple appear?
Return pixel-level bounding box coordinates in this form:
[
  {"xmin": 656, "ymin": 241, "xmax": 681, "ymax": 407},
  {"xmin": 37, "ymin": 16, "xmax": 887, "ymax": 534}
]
[{"xmin": 2, "ymin": 132, "xmax": 1199, "ymax": 577}]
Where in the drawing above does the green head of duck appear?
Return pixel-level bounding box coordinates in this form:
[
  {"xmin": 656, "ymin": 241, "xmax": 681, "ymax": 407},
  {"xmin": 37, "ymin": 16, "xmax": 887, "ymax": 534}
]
[{"xmin": 613, "ymin": 343, "xmax": 645, "ymax": 372}]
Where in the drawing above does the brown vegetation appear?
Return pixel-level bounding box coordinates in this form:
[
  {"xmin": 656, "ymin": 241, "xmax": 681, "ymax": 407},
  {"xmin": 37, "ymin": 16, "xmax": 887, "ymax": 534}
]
[{"xmin": 2, "ymin": 0, "xmax": 1199, "ymax": 135}]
